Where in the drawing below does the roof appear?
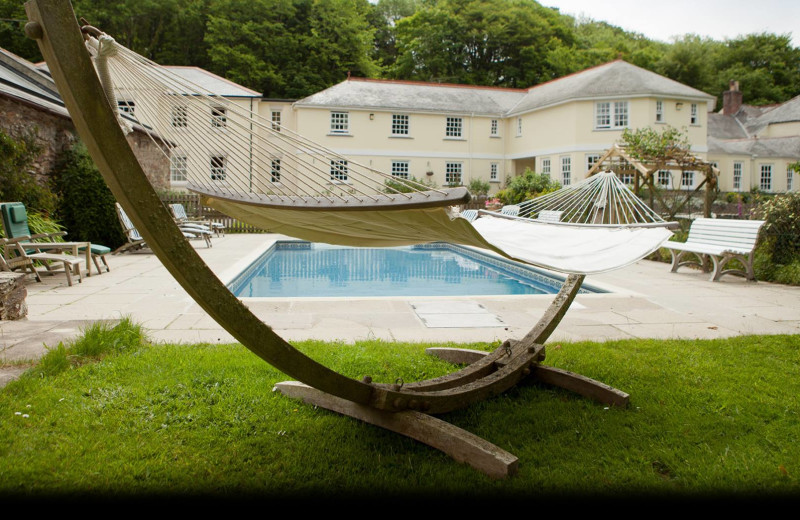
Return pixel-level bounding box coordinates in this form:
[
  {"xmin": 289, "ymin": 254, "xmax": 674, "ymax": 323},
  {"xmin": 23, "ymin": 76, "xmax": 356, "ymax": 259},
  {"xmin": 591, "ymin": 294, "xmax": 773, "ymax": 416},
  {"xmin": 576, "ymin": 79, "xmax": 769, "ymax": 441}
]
[
  {"xmin": 295, "ymin": 60, "xmax": 717, "ymax": 116},
  {"xmin": 163, "ymin": 66, "xmax": 262, "ymax": 98},
  {"xmin": 708, "ymin": 135, "xmax": 800, "ymax": 157},
  {"xmin": 509, "ymin": 60, "xmax": 716, "ymax": 115},
  {"xmin": 295, "ymin": 77, "xmax": 526, "ymax": 116}
]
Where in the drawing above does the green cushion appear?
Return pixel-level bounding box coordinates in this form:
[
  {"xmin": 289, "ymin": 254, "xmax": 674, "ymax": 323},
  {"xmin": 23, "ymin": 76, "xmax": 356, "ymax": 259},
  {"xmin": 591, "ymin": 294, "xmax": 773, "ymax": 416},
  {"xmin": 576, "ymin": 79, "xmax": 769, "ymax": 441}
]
[
  {"xmin": 0, "ymin": 202, "xmax": 31, "ymax": 239},
  {"xmin": 79, "ymin": 244, "xmax": 111, "ymax": 255},
  {"xmin": 9, "ymin": 205, "xmax": 26, "ymax": 224}
]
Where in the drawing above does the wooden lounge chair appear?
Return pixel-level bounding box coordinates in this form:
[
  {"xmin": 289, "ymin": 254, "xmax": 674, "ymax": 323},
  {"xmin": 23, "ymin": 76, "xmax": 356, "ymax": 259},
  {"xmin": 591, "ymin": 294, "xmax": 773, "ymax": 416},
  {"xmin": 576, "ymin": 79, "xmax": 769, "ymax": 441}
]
[
  {"xmin": 1, "ymin": 236, "xmax": 83, "ymax": 286},
  {"xmin": 115, "ymin": 202, "xmax": 206, "ymax": 253},
  {"xmin": 0, "ymin": 201, "xmax": 97, "ymax": 274},
  {"xmin": 170, "ymin": 203, "xmax": 225, "ymax": 236}
]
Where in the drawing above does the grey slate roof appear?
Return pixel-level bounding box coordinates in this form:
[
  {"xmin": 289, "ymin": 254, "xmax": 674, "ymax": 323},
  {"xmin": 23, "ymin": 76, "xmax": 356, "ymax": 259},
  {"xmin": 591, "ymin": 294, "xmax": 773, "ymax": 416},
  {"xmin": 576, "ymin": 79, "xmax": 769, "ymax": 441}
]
[
  {"xmin": 708, "ymin": 135, "xmax": 800, "ymax": 157},
  {"xmin": 707, "ymin": 113, "xmax": 748, "ymax": 140},
  {"xmin": 509, "ymin": 60, "xmax": 716, "ymax": 115},
  {"xmin": 164, "ymin": 66, "xmax": 262, "ymax": 98},
  {"xmin": 295, "ymin": 78, "xmax": 526, "ymax": 116},
  {"xmin": 296, "ymin": 60, "xmax": 717, "ymax": 116},
  {"xmin": 0, "ymin": 48, "xmax": 69, "ymax": 118}
]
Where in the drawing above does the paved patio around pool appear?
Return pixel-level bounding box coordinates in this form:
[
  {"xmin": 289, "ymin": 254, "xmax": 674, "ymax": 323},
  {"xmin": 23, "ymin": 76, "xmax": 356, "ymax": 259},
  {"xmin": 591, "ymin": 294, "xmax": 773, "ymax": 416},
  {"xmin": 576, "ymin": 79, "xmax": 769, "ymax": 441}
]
[{"xmin": 2, "ymin": 233, "xmax": 799, "ymax": 386}]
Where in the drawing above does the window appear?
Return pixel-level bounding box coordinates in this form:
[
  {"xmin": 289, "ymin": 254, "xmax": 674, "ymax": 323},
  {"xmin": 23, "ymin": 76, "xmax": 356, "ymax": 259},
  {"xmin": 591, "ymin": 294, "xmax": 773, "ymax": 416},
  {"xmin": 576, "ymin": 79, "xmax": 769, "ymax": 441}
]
[
  {"xmin": 733, "ymin": 162, "xmax": 743, "ymax": 190},
  {"xmin": 516, "ymin": 117, "xmax": 522, "ymax": 137},
  {"xmin": 445, "ymin": 162, "xmax": 462, "ymax": 185},
  {"xmin": 270, "ymin": 159, "xmax": 281, "ymax": 183},
  {"xmin": 586, "ymin": 154, "xmax": 600, "ymax": 173},
  {"xmin": 541, "ymin": 158, "xmax": 551, "ymax": 179},
  {"xmin": 391, "ymin": 114, "xmax": 409, "ymax": 136},
  {"xmin": 690, "ymin": 103, "xmax": 698, "ymax": 125},
  {"xmin": 445, "ymin": 117, "xmax": 462, "ymax": 138},
  {"xmin": 655, "ymin": 100, "xmax": 663, "ymax": 123},
  {"xmin": 271, "ymin": 110, "xmax": 281, "ymax": 131},
  {"xmin": 117, "ymin": 100, "xmax": 135, "ymax": 115},
  {"xmin": 211, "ymin": 106, "xmax": 227, "ymax": 128},
  {"xmin": 490, "ymin": 163, "xmax": 498, "ymax": 182},
  {"xmin": 210, "ymin": 155, "xmax": 226, "ymax": 181},
  {"xmin": 561, "ymin": 156, "xmax": 571, "ymax": 186},
  {"xmin": 760, "ymin": 164, "xmax": 772, "ymax": 191},
  {"xmin": 657, "ymin": 170, "xmax": 671, "ymax": 187},
  {"xmin": 681, "ymin": 170, "xmax": 694, "ymax": 188},
  {"xmin": 330, "ymin": 111, "xmax": 349, "ymax": 134},
  {"xmin": 595, "ymin": 101, "xmax": 628, "ymax": 129},
  {"xmin": 391, "ymin": 160, "xmax": 409, "ymax": 179},
  {"xmin": 171, "ymin": 106, "xmax": 188, "ymax": 128},
  {"xmin": 788, "ymin": 165, "xmax": 794, "ymax": 192},
  {"xmin": 490, "ymin": 119, "xmax": 498, "ymax": 136},
  {"xmin": 621, "ymin": 173, "xmax": 634, "ymax": 185},
  {"xmin": 170, "ymin": 154, "xmax": 187, "ymax": 182},
  {"xmin": 330, "ymin": 159, "xmax": 348, "ymax": 182}
]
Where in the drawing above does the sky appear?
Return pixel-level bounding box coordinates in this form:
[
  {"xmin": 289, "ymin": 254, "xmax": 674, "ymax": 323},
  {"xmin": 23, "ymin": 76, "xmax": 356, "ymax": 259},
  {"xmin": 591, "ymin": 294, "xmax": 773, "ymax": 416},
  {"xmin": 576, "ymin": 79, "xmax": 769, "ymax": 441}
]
[{"xmin": 543, "ymin": 0, "xmax": 800, "ymax": 47}]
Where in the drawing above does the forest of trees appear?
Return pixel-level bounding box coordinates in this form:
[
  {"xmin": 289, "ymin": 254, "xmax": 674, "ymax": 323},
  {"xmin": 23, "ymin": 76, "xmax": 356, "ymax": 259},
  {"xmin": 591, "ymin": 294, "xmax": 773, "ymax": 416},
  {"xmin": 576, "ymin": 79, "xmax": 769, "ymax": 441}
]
[{"xmin": 2, "ymin": 0, "xmax": 798, "ymax": 107}]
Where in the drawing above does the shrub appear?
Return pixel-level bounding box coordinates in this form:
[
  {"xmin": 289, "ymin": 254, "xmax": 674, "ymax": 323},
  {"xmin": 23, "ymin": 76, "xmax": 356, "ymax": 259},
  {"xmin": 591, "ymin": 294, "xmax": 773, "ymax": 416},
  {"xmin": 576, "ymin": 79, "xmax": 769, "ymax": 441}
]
[
  {"xmin": 384, "ymin": 175, "xmax": 438, "ymax": 194},
  {"xmin": 467, "ymin": 178, "xmax": 490, "ymax": 197},
  {"xmin": 0, "ymin": 129, "xmax": 57, "ymax": 214},
  {"xmin": 497, "ymin": 168, "xmax": 560, "ymax": 205},
  {"xmin": 753, "ymin": 192, "xmax": 800, "ymax": 265},
  {"xmin": 51, "ymin": 142, "xmax": 126, "ymax": 249}
]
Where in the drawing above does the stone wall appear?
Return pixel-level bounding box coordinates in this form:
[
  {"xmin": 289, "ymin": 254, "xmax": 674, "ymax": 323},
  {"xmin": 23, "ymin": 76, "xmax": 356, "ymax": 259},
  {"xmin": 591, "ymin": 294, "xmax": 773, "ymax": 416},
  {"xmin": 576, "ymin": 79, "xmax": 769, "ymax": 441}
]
[
  {"xmin": 0, "ymin": 272, "xmax": 27, "ymax": 320},
  {"xmin": 0, "ymin": 95, "xmax": 169, "ymax": 190}
]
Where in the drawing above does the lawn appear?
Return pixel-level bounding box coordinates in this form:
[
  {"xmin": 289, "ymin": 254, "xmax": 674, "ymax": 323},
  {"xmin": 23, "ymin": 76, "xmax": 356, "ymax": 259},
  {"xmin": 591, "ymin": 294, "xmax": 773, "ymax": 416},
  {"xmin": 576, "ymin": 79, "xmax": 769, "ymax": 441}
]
[{"xmin": 0, "ymin": 320, "xmax": 798, "ymax": 501}]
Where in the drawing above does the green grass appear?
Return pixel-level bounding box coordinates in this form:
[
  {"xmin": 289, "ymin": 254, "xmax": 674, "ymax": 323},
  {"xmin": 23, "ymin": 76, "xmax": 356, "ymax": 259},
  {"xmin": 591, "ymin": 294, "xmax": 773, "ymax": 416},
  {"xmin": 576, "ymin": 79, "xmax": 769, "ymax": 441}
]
[{"xmin": 1, "ymin": 325, "xmax": 798, "ymax": 500}]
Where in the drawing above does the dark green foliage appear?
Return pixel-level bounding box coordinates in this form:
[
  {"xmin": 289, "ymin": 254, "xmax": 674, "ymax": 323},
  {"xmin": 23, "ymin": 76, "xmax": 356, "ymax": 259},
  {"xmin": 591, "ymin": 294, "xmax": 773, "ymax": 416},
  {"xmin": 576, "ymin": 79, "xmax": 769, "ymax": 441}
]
[
  {"xmin": 0, "ymin": 129, "xmax": 57, "ymax": 215},
  {"xmin": 51, "ymin": 142, "xmax": 126, "ymax": 249},
  {"xmin": 467, "ymin": 178, "xmax": 490, "ymax": 196},
  {"xmin": 496, "ymin": 168, "xmax": 560, "ymax": 205},
  {"xmin": 752, "ymin": 193, "xmax": 800, "ymax": 284}
]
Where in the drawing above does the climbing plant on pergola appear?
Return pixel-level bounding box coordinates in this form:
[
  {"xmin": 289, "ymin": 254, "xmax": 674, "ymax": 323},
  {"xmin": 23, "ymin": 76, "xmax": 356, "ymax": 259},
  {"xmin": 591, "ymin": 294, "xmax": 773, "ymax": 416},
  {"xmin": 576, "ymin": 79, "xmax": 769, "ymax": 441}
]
[{"xmin": 586, "ymin": 127, "xmax": 719, "ymax": 219}]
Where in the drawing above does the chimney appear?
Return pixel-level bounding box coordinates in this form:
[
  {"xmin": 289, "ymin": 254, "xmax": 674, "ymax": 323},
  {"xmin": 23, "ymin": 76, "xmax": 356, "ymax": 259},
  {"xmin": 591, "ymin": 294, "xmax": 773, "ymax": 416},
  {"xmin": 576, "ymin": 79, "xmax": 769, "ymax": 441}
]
[{"xmin": 723, "ymin": 80, "xmax": 743, "ymax": 116}]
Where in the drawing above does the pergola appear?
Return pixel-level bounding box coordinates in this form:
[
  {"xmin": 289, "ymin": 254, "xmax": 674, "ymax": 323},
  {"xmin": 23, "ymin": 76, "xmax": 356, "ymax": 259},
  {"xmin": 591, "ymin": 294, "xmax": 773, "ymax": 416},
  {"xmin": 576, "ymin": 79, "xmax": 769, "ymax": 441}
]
[{"xmin": 586, "ymin": 144, "xmax": 720, "ymax": 218}]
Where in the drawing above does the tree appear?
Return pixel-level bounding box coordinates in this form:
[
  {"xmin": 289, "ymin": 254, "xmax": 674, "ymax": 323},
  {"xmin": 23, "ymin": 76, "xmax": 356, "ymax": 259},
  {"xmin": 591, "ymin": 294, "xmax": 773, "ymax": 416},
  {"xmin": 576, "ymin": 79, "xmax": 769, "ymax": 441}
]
[
  {"xmin": 391, "ymin": 0, "xmax": 576, "ymax": 87},
  {"xmin": 496, "ymin": 168, "xmax": 560, "ymax": 205},
  {"xmin": 655, "ymin": 35, "xmax": 722, "ymax": 99}
]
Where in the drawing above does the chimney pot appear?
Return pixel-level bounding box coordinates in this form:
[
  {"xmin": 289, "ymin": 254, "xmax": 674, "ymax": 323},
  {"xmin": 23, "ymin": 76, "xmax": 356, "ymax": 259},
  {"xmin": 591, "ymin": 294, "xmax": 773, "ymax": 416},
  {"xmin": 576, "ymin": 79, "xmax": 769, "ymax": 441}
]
[{"xmin": 723, "ymin": 80, "xmax": 743, "ymax": 116}]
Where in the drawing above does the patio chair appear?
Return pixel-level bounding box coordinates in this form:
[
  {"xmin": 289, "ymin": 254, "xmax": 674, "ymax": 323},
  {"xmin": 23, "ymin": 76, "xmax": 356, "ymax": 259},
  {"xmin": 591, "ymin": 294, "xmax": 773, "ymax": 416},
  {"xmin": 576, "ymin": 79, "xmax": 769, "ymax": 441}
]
[
  {"xmin": 0, "ymin": 201, "xmax": 101, "ymax": 275},
  {"xmin": 459, "ymin": 209, "xmax": 478, "ymax": 222},
  {"xmin": 114, "ymin": 203, "xmax": 205, "ymax": 253},
  {"xmin": 170, "ymin": 203, "xmax": 225, "ymax": 236},
  {"xmin": 1, "ymin": 236, "xmax": 83, "ymax": 286},
  {"xmin": 500, "ymin": 205, "xmax": 520, "ymax": 217}
]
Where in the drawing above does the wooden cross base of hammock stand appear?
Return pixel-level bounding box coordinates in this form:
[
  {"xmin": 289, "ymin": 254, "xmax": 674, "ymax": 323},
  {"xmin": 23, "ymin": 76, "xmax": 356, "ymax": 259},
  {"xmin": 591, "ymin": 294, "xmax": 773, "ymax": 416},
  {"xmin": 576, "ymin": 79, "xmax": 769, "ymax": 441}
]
[{"xmin": 276, "ymin": 344, "xmax": 629, "ymax": 479}]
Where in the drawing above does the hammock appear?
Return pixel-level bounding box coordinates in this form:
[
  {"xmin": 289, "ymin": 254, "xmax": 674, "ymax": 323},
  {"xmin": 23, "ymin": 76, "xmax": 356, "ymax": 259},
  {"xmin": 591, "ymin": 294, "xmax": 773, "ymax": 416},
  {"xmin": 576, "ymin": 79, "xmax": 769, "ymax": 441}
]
[{"xmin": 85, "ymin": 34, "xmax": 673, "ymax": 275}]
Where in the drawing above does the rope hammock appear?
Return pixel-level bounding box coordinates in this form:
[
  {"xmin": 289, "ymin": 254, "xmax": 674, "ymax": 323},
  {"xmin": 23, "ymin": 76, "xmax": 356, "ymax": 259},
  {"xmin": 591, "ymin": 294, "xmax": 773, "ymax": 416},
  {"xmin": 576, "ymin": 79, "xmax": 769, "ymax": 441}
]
[{"xmin": 85, "ymin": 34, "xmax": 673, "ymax": 275}]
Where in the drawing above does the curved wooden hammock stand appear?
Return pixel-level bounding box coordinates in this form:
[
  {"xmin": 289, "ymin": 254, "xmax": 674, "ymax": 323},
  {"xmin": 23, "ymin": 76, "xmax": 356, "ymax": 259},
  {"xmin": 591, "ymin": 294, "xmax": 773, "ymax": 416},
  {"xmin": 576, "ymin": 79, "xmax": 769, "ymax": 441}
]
[{"xmin": 25, "ymin": 0, "xmax": 629, "ymax": 479}]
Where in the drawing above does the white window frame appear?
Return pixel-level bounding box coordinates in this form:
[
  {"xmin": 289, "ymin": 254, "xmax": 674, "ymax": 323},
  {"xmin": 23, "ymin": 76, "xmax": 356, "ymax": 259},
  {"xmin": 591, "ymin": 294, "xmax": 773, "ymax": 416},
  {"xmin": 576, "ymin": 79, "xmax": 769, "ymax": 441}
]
[
  {"xmin": 733, "ymin": 161, "xmax": 743, "ymax": 191},
  {"xmin": 690, "ymin": 103, "xmax": 699, "ymax": 125},
  {"xmin": 788, "ymin": 165, "xmax": 794, "ymax": 192},
  {"xmin": 330, "ymin": 159, "xmax": 348, "ymax": 182},
  {"xmin": 490, "ymin": 163, "xmax": 499, "ymax": 182},
  {"xmin": 445, "ymin": 117, "xmax": 463, "ymax": 138},
  {"xmin": 271, "ymin": 110, "xmax": 282, "ymax": 131},
  {"xmin": 760, "ymin": 164, "xmax": 772, "ymax": 192},
  {"xmin": 586, "ymin": 154, "xmax": 600, "ymax": 173},
  {"xmin": 170, "ymin": 153, "xmax": 188, "ymax": 183},
  {"xmin": 516, "ymin": 117, "xmax": 522, "ymax": 137},
  {"xmin": 391, "ymin": 160, "xmax": 410, "ymax": 179},
  {"xmin": 681, "ymin": 170, "xmax": 694, "ymax": 188},
  {"xmin": 270, "ymin": 159, "xmax": 281, "ymax": 183},
  {"xmin": 210, "ymin": 155, "xmax": 227, "ymax": 181},
  {"xmin": 171, "ymin": 105, "xmax": 188, "ymax": 128},
  {"xmin": 330, "ymin": 111, "xmax": 349, "ymax": 135},
  {"xmin": 541, "ymin": 158, "xmax": 551, "ymax": 179},
  {"xmin": 490, "ymin": 119, "xmax": 499, "ymax": 137},
  {"xmin": 595, "ymin": 101, "xmax": 628, "ymax": 129},
  {"xmin": 391, "ymin": 114, "xmax": 409, "ymax": 136},
  {"xmin": 117, "ymin": 99, "xmax": 135, "ymax": 115},
  {"xmin": 561, "ymin": 156, "xmax": 571, "ymax": 186},
  {"xmin": 657, "ymin": 170, "xmax": 671, "ymax": 187},
  {"xmin": 211, "ymin": 106, "xmax": 227, "ymax": 128},
  {"xmin": 655, "ymin": 100, "xmax": 664, "ymax": 123},
  {"xmin": 621, "ymin": 173, "xmax": 634, "ymax": 185},
  {"xmin": 445, "ymin": 162, "xmax": 462, "ymax": 185}
]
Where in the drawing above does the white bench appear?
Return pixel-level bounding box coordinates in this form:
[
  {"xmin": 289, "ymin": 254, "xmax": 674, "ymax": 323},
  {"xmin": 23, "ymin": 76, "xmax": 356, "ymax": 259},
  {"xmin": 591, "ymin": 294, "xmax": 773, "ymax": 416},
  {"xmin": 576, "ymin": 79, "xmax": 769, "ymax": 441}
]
[
  {"xmin": 662, "ymin": 218, "xmax": 766, "ymax": 282},
  {"xmin": 536, "ymin": 210, "xmax": 563, "ymax": 223}
]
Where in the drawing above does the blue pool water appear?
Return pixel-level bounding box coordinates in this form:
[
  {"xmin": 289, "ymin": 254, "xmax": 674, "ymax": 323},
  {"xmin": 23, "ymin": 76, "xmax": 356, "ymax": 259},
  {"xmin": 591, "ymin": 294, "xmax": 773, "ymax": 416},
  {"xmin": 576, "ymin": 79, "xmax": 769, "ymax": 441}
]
[{"xmin": 228, "ymin": 241, "xmax": 604, "ymax": 298}]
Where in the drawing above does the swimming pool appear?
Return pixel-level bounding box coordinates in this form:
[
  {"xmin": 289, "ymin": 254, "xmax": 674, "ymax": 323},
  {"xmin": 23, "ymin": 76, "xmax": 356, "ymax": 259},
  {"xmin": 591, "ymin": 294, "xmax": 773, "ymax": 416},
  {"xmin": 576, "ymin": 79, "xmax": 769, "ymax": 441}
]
[{"xmin": 228, "ymin": 241, "xmax": 605, "ymax": 298}]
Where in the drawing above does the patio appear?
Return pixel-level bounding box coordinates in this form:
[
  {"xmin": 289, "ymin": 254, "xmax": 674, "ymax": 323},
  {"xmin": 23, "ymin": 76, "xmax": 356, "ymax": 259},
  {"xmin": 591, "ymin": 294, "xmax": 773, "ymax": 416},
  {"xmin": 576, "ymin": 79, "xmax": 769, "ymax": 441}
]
[{"xmin": 2, "ymin": 233, "xmax": 799, "ymax": 386}]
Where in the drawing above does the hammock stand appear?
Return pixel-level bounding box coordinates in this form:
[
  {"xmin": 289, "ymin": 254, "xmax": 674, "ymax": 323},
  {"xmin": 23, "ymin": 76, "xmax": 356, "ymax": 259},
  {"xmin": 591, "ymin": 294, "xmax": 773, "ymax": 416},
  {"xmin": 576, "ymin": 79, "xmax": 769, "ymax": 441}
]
[{"xmin": 28, "ymin": 0, "xmax": 636, "ymax": 479}]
